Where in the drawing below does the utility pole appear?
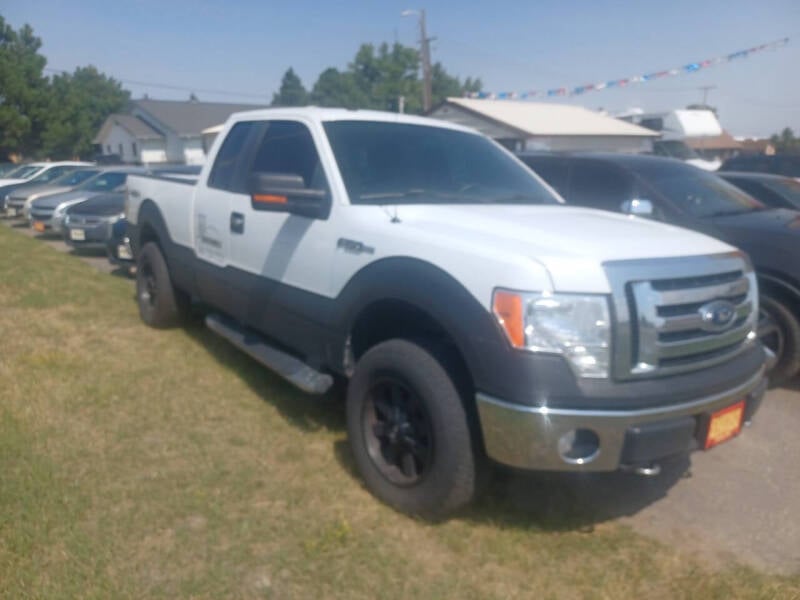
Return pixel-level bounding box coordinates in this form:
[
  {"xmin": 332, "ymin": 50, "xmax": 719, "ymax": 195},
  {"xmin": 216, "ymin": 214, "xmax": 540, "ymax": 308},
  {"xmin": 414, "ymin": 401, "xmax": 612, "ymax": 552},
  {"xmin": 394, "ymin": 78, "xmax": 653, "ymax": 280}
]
[
  {"xmin": 402, "ymin": 9, "xmax": 434, "ymax": 113},
  {"xmin": 698, "ymin": 85, "xmax": 716, "ymax": 106}
]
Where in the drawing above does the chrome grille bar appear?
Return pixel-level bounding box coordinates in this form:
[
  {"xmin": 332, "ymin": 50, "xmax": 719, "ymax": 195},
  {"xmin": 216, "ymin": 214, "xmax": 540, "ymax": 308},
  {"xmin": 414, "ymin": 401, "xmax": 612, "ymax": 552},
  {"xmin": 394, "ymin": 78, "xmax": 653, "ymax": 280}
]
[{"xmin": 604, "ymin": 252, "xmax": 758, "ymax": 380}]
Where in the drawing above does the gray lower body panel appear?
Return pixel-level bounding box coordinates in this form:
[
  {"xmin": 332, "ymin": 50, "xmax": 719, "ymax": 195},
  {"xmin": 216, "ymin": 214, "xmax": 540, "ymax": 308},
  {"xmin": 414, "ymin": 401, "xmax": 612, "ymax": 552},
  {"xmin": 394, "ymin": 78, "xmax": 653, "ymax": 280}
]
[{"xmin": 476, "ymin": 367, "xmax": 766, "ymax": 472}]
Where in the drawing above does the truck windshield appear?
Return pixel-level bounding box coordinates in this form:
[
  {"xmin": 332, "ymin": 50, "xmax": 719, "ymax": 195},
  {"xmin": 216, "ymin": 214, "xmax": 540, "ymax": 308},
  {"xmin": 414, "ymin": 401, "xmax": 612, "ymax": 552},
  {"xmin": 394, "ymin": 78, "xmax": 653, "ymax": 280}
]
[
  {"xmin": 323, "ymin": 121, "xmax": 559, "ymax": 206},
  {"xmin": 639, "ymin": 166, "xmax": 764, "ymax": 218}
]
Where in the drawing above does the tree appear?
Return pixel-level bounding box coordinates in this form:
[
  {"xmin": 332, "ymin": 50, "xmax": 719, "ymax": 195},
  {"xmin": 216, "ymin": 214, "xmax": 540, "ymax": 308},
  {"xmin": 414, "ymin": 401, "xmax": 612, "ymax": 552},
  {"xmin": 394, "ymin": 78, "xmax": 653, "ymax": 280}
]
[
  {"xmin": 310, "ymin": 68, "xmax": 365, "ymax": 108},
  {"xmin": 40, "ymin": 66, "xmax": 129, "ymax": 159},
  {"xmin": 307, "ymin": 42, "xmax": 482, "ymax": 114},
  {"xmin": 0, "ymin": 17, "xmax": 48, "ymax": 159},
  {"xmin": 271, "ymin": 68, "xmax": 308, "ymax": 107},
  {"xmin": 770, "ymin": 127, "xmax": 800, "ymax": 154}
]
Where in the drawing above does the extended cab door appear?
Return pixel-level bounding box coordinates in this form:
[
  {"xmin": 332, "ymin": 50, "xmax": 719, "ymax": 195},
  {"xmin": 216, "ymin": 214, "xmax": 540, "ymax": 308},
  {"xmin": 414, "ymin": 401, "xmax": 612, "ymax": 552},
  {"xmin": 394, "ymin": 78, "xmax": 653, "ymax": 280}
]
[
  {"xmin": 192, "ymin": 121, "xmax": 260, "ymax": 317},
  {"xmin": 228, "ymin": 119, "xmax": 336, "ymax": 340}
]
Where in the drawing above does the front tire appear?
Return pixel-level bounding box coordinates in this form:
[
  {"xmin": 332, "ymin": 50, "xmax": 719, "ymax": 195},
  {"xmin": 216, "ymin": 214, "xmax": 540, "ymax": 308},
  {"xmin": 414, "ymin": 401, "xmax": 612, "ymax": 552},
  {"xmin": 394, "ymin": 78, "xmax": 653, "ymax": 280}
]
[
  {"xmin": 136, "ymin": 241, "xmax": 188, "ymax": 328},
  {"xmin": 758, "ymin": 294, "xmax": 800, "ymax": 385},
  {"xmin": 346, "ymin": 339, "xmax": 479, "ymax": 518}
]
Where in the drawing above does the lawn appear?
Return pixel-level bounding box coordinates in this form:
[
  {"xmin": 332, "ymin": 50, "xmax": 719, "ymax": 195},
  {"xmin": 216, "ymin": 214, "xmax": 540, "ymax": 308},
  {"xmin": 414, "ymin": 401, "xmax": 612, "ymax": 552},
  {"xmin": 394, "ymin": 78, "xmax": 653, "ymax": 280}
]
[{"xmin": 1, "ymin": 224, "xmax": 798, "ymax": 599}]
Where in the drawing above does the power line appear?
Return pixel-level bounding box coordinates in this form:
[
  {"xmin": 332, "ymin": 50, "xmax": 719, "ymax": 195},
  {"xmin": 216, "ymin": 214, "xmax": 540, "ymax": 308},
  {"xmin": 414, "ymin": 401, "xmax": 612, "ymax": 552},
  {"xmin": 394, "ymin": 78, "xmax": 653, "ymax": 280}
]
[{"xmin": 42, "ymin": 67, "xmax": 269, "ymax": 100}]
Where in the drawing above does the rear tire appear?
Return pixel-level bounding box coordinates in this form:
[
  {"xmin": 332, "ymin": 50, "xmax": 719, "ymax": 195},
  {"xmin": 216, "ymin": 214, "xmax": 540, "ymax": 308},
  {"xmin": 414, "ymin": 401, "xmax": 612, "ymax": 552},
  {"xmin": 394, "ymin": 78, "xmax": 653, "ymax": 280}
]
[
  {"xmin": 136, "ymin": 241, "xmax": 188, "ymax": 328},
  {"xmin": 759, "ymin": 294, "xmax": 800, "ymax": 385},
  {"xmin": 346, "ymin": 339, "xmax": 479, "ymax": 518}
]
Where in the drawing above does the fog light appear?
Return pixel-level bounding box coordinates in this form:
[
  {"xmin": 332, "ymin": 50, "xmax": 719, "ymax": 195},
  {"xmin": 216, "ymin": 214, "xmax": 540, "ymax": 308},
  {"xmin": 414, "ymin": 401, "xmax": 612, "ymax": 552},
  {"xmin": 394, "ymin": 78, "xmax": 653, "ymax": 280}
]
[{"xmin": 557, "ymin": 429, "xmax": 600, "ymax": 464}]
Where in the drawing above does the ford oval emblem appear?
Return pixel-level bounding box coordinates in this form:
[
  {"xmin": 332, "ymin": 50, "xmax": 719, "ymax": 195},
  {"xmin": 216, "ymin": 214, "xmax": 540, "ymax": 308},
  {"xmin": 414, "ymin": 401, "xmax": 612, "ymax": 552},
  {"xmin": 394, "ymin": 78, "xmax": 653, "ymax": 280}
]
[{"xmin": 698, "ymin": 300, "xmax": 737, "ymax": 332}]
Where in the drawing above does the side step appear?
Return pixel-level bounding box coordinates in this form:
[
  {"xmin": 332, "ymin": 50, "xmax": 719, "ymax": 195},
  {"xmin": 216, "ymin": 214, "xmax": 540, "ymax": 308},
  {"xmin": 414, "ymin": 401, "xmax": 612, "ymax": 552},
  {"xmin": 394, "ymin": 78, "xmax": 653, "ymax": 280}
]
[{"xmin": 205, "ymin": 313, "xmax": 334, "ymax": 395}]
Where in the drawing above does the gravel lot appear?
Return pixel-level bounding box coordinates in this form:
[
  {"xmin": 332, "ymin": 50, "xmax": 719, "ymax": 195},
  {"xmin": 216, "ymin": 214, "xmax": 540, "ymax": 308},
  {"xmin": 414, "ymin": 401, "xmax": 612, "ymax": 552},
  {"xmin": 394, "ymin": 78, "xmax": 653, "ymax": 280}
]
[{"xmin": 4, "ymin": 217, "xmax": 798, "ymax": 575}]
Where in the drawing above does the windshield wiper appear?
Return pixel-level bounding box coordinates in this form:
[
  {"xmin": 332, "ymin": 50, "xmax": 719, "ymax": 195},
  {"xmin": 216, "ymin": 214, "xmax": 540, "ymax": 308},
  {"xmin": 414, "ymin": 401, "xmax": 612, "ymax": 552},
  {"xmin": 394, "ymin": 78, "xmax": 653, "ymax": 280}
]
[{"xmin": 703, "ymin": 208, "xmax": 759, "ymax": 218}]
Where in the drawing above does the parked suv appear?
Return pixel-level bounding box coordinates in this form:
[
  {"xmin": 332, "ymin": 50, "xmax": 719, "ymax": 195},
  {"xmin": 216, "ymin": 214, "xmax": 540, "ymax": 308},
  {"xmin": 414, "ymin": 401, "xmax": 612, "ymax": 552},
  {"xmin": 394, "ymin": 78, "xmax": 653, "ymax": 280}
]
[
  {"xmin": 519, "ymin": 152, "xmax": 798, "ymax": 382},
  {"xmin": 126, "ymin": 109, "xmax": 766, "ymax": 517},
  {"xmin": 720, "ymin": 154, "xmax": 800, "ymax": 179}
]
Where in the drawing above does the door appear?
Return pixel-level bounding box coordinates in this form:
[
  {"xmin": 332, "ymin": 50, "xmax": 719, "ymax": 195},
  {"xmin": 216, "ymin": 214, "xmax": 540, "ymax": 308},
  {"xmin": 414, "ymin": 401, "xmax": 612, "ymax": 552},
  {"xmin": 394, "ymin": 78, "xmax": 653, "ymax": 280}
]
[
  {"xmin": 228, "ymin": 119, "xmax": 335, "ymax": 349},
  {"xmin": 192, "ymin": 121, "xmax": 260, "ymax": 317}
]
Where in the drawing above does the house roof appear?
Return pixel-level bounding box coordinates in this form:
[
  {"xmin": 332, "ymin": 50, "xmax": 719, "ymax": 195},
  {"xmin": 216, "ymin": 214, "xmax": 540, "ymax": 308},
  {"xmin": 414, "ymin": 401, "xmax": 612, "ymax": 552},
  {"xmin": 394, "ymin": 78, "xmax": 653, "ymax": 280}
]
[
  {"xmin": 685, "ymin": 130, "xmax": 742, "ymax": 150},
  {"xmin": 132, "ymin": 98, "xmax": 265, "ymax": 137},
  {"xmin": 443, "ymin": 97, "xmax": 659, "ymax": 138},
  {"xmin": 93, "ymin": 114, "xmax": 164, "ymax": 143}
]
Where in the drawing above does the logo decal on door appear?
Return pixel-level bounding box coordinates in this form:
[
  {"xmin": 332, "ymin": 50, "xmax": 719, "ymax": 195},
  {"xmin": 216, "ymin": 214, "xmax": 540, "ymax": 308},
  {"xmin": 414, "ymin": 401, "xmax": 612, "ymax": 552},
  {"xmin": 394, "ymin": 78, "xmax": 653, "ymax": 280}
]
[{"xmin": 197, "ymin": 214, "xmax": 223, "ymax": 260}]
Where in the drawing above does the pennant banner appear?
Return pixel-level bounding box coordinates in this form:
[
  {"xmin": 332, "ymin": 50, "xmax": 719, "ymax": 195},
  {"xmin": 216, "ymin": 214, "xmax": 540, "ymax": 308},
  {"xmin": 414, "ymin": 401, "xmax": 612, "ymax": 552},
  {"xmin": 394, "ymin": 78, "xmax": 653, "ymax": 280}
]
[{"xmin": 468, "ymin": 38, "xmax": 789, "ymax": 100}]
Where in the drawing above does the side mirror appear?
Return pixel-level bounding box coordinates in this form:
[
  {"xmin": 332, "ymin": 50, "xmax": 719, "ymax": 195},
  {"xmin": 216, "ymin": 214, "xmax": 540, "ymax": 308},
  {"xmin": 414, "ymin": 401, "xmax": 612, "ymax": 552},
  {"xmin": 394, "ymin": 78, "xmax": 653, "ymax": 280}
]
[
  {"xmin": 248, "ymin": 172, "xmax": 328, "ymax": 219},
  {"xmin": 620, "ymin": 198, "xmax": 654, "ymax": 217}
]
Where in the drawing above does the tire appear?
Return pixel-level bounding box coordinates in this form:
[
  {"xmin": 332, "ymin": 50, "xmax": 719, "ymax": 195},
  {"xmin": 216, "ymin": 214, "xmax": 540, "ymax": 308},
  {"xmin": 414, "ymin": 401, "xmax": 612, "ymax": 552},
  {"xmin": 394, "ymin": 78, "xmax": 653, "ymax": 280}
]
[
  {"xmin": 758, "ymin": 294, "xmax": 800, "ymax": 385},
  {"xmin": 136, "ymin": 241, "xmax": 188, "ymax": 328},
  {"xmin": 346, "ymin": 339, "xmax": 479, "ymax": 518}
]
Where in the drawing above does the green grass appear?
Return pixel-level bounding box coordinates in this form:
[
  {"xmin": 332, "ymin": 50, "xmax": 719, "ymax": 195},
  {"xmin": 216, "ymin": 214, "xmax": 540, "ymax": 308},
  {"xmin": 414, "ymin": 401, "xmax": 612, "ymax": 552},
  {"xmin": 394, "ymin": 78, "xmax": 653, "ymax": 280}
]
[{"xmin": 0, "ymin": 224, "xmax": 798, "ymax": 599}]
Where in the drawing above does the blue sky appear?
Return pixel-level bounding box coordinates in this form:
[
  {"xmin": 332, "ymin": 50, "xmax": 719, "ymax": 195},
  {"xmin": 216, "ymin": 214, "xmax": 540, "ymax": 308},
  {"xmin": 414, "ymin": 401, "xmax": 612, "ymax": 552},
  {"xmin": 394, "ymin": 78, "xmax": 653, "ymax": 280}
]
[{"xmin": 4, "ymin": 0, "xmax": 799, "ymax": 136}]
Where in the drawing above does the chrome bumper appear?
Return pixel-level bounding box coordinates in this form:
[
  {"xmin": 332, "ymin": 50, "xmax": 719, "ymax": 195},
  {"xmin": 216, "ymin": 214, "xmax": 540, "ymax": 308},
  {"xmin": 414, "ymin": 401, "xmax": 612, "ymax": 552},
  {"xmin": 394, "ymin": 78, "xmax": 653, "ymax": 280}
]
[{"xmin": 476, "ymin": 367, "xmax": 765, "ymax": 472}]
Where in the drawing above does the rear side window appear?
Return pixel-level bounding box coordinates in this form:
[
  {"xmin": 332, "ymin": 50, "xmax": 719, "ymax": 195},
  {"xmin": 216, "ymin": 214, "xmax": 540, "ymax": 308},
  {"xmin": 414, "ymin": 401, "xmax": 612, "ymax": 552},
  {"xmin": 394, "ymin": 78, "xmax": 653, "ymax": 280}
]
[
  {"xmin": 567, "ymin": 160, "xmax": 634, "ymax": 212},
  {"xmin": 208, "ymin": 122, "xmax": 256, "ymax": 192},
  {"xmin": 249, "ymin": 121, "xmax": 327, "ymax": 189}
]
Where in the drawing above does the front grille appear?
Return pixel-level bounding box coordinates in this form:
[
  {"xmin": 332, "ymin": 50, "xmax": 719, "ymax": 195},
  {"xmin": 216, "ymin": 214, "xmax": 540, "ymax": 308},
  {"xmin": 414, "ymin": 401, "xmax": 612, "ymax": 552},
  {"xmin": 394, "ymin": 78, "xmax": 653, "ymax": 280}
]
[
  {"xmin": 68, "ymin": 215, "xmax": 104, "ymax": 226},
  {"xmin": 605, "ymin": 253, "xmax": 757, "ymax": 380},
  {"xmin": 30, "ymin": 208, "xmax": 54, "ymax": 220},
  {"xmin": 7, "ymin": 196, "xmax": 26, "ymax": 208}
]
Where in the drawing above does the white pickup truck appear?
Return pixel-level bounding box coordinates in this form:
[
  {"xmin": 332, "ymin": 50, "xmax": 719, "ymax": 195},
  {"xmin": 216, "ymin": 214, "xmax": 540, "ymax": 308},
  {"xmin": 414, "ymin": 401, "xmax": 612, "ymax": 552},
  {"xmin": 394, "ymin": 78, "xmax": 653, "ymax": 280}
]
[{"xmin": 126, "ymin": 108, "xmax": 767, "ymax": 517}]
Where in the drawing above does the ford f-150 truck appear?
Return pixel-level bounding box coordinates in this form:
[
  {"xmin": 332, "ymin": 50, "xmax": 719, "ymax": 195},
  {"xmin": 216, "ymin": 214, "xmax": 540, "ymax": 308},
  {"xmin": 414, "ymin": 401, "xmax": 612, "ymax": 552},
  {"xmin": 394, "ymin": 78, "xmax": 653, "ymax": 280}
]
[{"xmin": 126, "ymin": 108, "xmax": 767, "ymax": 517}]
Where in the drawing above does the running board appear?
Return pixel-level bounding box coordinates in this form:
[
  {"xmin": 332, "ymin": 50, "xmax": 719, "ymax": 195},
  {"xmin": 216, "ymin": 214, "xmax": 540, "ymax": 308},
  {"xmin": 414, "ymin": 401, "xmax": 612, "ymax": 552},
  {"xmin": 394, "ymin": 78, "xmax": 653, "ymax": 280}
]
[{"xmin": 205, "ymin": 313, "xmax": 334, "ymax": 395}]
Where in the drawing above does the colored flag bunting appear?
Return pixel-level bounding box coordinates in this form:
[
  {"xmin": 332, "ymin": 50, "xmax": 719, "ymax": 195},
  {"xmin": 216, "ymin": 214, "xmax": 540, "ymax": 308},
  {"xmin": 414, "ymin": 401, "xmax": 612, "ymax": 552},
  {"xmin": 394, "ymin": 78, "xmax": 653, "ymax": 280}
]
[{"xmin": 467, "ymin": 38, "xmax": 789, "ymax": 100}]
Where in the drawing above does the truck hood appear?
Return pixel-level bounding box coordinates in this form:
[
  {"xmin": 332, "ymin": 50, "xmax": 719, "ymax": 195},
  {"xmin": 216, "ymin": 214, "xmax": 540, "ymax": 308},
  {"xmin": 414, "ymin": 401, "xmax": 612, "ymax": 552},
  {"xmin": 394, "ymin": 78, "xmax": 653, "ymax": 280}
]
[{"xmin": 391, "ymin": 204, "xmax": 736, "ymax": 292}]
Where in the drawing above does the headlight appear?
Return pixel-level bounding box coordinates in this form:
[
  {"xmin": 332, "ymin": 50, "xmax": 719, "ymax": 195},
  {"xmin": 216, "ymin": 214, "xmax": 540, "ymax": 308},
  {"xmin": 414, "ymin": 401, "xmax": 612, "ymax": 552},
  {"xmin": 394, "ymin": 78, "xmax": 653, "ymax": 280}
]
[{"xmin": 493, "ymin": 290, "xmax": 611, "ymax": 378}]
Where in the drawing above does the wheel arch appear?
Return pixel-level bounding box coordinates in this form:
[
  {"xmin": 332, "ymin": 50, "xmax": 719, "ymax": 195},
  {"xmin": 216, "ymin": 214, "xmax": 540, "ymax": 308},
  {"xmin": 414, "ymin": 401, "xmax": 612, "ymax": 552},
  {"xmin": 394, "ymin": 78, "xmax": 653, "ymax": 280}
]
[{"xmin": 334, "ymin": 257, "xmax": 512, "ymax": 404}]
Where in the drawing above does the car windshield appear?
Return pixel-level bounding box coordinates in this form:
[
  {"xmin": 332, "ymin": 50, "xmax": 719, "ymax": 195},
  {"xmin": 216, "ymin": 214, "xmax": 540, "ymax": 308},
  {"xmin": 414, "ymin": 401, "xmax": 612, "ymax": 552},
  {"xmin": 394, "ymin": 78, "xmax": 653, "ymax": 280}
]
[
  {"xmin": 653, "ymin": 141, "xmax": 700, "ymax": 161},
  {"xmin": 78, "ymin": 171, "xmax": 127, "ymax": 191},
  {"xmin": 763, "ymin": 178, "xmax": 800, "ymax": 204},
  {"xmin": 6, "ymin": 165, "xmax": 42, "ymax": 179},
  {"xmin": 640, "ymin": 166, "xmax": 765, "ymax": 218},
  {"xmin": 54, "ymin": 169, "xmax": 101, "ymax": 186},
  {"xmin": 323, "ymin": 121, "xmax": 559, "ymax": 205}
]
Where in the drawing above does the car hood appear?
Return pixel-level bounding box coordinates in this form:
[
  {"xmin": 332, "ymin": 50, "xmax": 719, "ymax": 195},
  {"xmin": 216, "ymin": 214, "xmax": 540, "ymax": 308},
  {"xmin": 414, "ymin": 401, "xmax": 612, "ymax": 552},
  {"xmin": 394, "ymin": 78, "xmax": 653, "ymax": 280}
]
[
  {"xmin": 378, "ymin": 204, "xmax": 736, "ymax": 292},
  {"xmin": 700, "ymin": 208, "xmax": 800, "ymax": 274},
  {"xmin": 10, "ymin": 184, "xmax": 72, "ymax": 200},
  {"xmin": 32, "ymin": 190, "xmax": 99, "ymax": 209},
  {"xmin": 68, "ymin": 193, "xmax": 125, "ymax": 216},
  {"xmin": 703, "ymin": 208, "xmax": 800, "ymax": 232},
  {"xmin": 0, "ymin": 178, "xmax": 27, "ymax": 186}
]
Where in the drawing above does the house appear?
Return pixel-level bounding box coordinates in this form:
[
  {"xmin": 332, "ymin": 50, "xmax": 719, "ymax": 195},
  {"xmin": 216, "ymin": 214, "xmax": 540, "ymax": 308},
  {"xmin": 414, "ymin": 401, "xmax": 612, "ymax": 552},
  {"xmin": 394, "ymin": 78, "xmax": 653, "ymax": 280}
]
[
  {"xmin": 686, "ymin": 130, "xmax": 742, "ymax": 162},
  {"xmin": 429, "ymin": 97, "xmax": 658, "ymax": 153},
  {"xmin": 94, "ymin": 98, "xmax": 264, "ymax": 165},
  {"xmin": 736, "ymin": 137, "xmax": 777, "ymax": 156}
]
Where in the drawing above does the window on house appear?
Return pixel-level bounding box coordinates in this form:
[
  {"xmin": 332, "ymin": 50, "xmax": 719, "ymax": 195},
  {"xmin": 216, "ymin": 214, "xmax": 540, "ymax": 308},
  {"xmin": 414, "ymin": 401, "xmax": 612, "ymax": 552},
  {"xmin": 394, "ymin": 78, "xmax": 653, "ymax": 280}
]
[
  {"xmin": 118, "ymin": 143, "xmax": 124, "ymax": 157},
  {"xmin": 106, "ymin": 145, "xmax": 112, "ymax": 154},
  {"xmin": 132, "ymin": 142, "xmax": 138, "ymax": 157}
]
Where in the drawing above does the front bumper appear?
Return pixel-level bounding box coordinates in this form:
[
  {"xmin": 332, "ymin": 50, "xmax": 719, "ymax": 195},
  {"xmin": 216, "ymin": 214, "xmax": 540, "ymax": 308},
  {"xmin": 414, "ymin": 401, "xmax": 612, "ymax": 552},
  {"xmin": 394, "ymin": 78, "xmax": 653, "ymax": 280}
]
[
  {"xmin": 64, "ymin": 220, "xmax": 114, "ymax": 248},
  {"xmin": 476, "ymin": 366, "xmax": 766, "ymax": 472}
]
